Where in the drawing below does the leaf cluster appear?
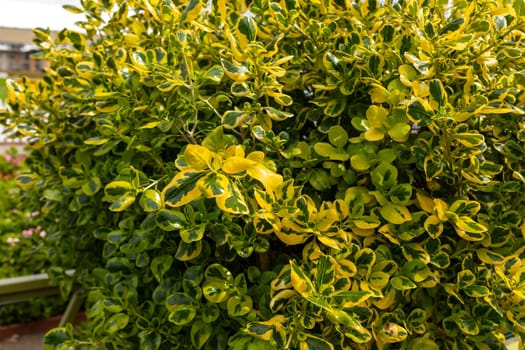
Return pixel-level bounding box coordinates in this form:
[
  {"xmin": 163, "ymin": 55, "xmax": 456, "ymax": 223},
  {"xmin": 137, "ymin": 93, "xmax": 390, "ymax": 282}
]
[{"xmin": 2, "ymin": 0, "xmax": 525, "ymax": 349}]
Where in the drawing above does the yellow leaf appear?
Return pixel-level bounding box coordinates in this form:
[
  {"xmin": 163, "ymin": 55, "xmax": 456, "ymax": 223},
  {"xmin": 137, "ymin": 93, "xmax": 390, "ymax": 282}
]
[
  {"xmin": 246, "ymin": 151, "xmax": 264, "ymax": 163},
  {"xmin": 290, "ymin": 260, "xmax": 314, "ymax": 296},
  {"xmin": 316, "ymin": 207, "xmax": 339, "ymax": 232},
  {"xmin": 364, "ymin": 127, "xmax": 385, "ymax": 141},
  {"xmin": 374, "ymin": 287, "xmax": 396, "ymax": 310},
  {"xmin": 224, "ymin": 145, "xmax": 244, "ymax": 158},
  {"xmin": 247, "ymin": 165, "xmax": 283, "ymax": 192},
  {"xmin": 222, "ymin": 156, "xmax": 256, "ymax": 174},
  {"xmin": 412, "ymin": 81, "xmax": 429, "ymax": 97},
  {"xmin": 317, "ymin": 235, "xmax": 342, "ymax": 250},
  {"xmin": 369, "ymin": 84, "xmax": 389, "ymax": 103},
  {"xmin": 454, "ymin": 216, "xmax": 488, "ymax": 233},
  {"xmin": 366, "ymin": 105, "xmax": 388, "ymax": 127},
  {"xmin": 352, "ymin": 227, "xmax": 375, "ymax": 236},
  {"xmin": 275, "ymin": 228, "xmax": 310, "ymax": 245},
  {"xmin": 416, "ymin": 192, "xmax": 434, "ymax": 213},
  {"xmin": 184, "ymin": 144, "xmax": 212, "ymax": 170},
  {"xmin": 434, "ymin": 198, "xmax": 448, "ymax": 221}
]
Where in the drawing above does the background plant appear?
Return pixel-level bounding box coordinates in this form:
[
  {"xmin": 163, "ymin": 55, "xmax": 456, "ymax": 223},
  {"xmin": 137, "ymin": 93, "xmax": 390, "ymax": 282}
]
[
  {"xmin": 0, "ymin": 149, "xmax": 68, "ymax": 325},
  {"xmin": 1, "ymin": 0, "xmax": 525, "ymax": 349}
]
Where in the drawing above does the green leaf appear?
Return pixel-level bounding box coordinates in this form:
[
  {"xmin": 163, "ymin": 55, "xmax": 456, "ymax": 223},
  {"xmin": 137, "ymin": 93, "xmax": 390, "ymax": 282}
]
[
  {"xmin": 85, "ymin": 136, "xmax": 110, "ymax": 145},
  {"xmin": 314, "ymin": 142, "xmax": 349, "ymax": 161},
  {"xmin": 156, "ymin": 209, "xmax": 187, "ymax": 231},
  {"xmin": 202, "ymin": 126, "xmax": 237, "ymax": 152},
  {"xmin": 203, "ymin": 280, "xmax": 231, "ymax": 303},
  {"xmin": 407, "ymin": 308, "xmax": 427, "ymax": 334},
  {"xmin": 477, "ymin": 249, "xmax": 505, "ymax": 264},
  {"xmin": 389, "ymin": 184, "xmax": 412, "ymax": 205},
  {"xmin": 388, "ymin": 122, "xmax": 411, "ymax": 140},
  {"xmin": 263, "ymin": 106, "xmax": 294, "ymax": 121},
  {"xmin": 151, "ymin": 255, "xmax": 173, "ymax": 283},
  {"xmin": 215, "ymin": 179, "xmax": 249, "ymax": 214},
  {"xmin": 391, "ymin": 275, "xmax": 417, "ymax": 290},
  {"xmin": 105, "ymin": 313, "xmax": 129, "ymax": 333},
  {"xmin": 62, "ymin": 4, "xmax": 83, "ymax": 13},
  {"xmin": 429, "ymin": 79, "xmax": 447, "ymax": 106},
  {"xmin": 15, "ymin": 173, "xmax": 39, "ymax": 188},
  {"xmin": 140, "ymin": 332, "xmax": 161, "ymax": 350},
  {"xmin": 315, "ymin": 256, "xmax": 335, "ymax": 290},
  {"xmin": 335, "ymin": 290, "xmax": 378, "ymax": 307},
  {"xmin": 463, "ymin": 285, "xmax": 490, "ymax": 297},
  {"xmin": 82, "ymin": 177, "xmax": 102, "ymax": 196},
  {"xmin": 324, "ymin": 99, "xmax": 346, "ymax": 117},
  {"xmin": 380, "ymin": 203, "xmax": 412, "ymax": 224},
  {"xmin": 451, "ymin": 311, "xmax": 479, "ymax": 335},
  {"xmin": 301, "ymin": 334, "xmax": 335, "ymax": 350},
  {"xmin": 203, "ymin": 65, "xmax": 224, "ymax": 85},
  {"xmin": 328, "ymin": 125, "xmax": 349, "ymax": 148},
  {"xmin": 439, "ymin": 18, "xmax": 464, "ymax": 35},
  {"xmin": 104, "ymin": 180, "xmax": 134, "ymax": 199},
  {"xmin": 205, "ymin": 263, "xmax": 234, "ymax": 282},
  {"xmin": 454, "ymin": 133, "xmax": 484, "ymax": 148},
  {"xmin": 222, "ymin": 110, "xmax": 249, "ymax": 129},
  {"xmin": 221, "ymin": 58, "xmax": 249, "ymax": 82},
  {"xmin": 454, "ymin": 216, "xmax": 488, "ymax": 233},
  {"xmin": 401, "ymin": 259, "xmax": 432, "ymax": 282},
  {"xmin": 180, "ymin": 224, "xmax": 205, "ymax": 243},
  {"xmin": 109, "ymin": 194, "xmax": 136, "ymax": 212},
  {"xmin": 103, "ymin": 298, "xmax": 125, "ymax": 313},
  {"xmin": 330, "ymin": 309, "xmax": 372, "ymax": 343},
  {"xmin": 237, "ymin": 16, "xmax": 257, "ymax": 42},
  {"xmin": 43, "ymin": 328, "xmax": 70, "ymax": 349},
  {"xmin": 139, "ymin": 189, "xmax": 162, "ymax": 212},
  {"xmin": 96, "ymin": 100, "xmax": 122, "ymax": 113},
  {"xmin": 457, "ymin": 270, "xmax": 475, "ymax": 288},
  {"xmin": 371, "ymin": 162, "xmax": 398, "ymax": 190},
  {"xmin": 175, "ymin": 241, "xmax": 202, "ymax": 261},
  {"xmin": 227, "ymin": 295, "xmax": 253, "ymax": 316},
  {"xmin": 350, "ymin": 154, "xmax": 372, "ymax": 171},
  {"xmin": 191, "ymin": 320, "xmax": 213, "ymax": 349},
  {"xmin": 201, "ymin": 302, "xmax": 220, "ymax": 323},
  {"xmin": 168, "ymin": 306, "xmax": 197, "ymax": 326},
  {"xmin": 407, "ymin": 337, "xmax": 439, "ymax": 350}
]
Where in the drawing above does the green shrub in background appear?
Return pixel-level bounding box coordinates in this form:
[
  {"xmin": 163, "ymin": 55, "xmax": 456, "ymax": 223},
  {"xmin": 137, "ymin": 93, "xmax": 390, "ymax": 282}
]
[
  {"xmin": 1, "ymin": 0, "xmax": 525, "ymax": 348},
  {"xmin": 0, "ymin": 149, "xmax": 68, "ymax": 325}
]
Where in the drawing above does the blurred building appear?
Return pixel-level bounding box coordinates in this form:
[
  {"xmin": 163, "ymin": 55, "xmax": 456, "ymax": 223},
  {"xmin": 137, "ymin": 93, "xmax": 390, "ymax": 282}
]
[{"xmin": 0, "ymin": 27, "xmax": 48, "ymax": 76}]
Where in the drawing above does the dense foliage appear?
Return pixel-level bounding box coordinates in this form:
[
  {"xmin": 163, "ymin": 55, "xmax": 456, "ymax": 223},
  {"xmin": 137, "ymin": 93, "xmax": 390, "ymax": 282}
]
[
  {"xmin": 1, "ymin": 0, "xmax": 525, "ymax": 349},
  {"xmin": 0, "ymin": 149, "xmax": 67, "ymax": 325}
]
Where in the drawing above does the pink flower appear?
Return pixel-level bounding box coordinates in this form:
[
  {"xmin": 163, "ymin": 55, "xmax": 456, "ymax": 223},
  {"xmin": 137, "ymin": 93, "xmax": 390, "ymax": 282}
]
[
  {"xmin": 7, "ymin": 237, "xmax": 20, "ymax": 245},
  {"xmin": 39, "ymin": 231, "xmax": 47, "ymax": 238},
  {"xmin": 22, "ymin": 229, "xmax": 33, "ymax": 238},
  {"xmin": 5, "ymin": 155, "xmax": 12, "ymax": 162},
  {"xmin": 31, "ymin": 211, "xmax": 40, "ymax": 217},
  {"xmin": 11, "ymin": 160, "xmax": 20, "ymax": 167}
]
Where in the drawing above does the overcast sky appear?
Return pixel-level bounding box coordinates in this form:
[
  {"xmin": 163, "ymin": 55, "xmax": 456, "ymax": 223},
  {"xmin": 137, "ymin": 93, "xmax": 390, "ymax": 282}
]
[{"xmin": 0, "ymin": 0, "xmax": 82, "ymax": 30}]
